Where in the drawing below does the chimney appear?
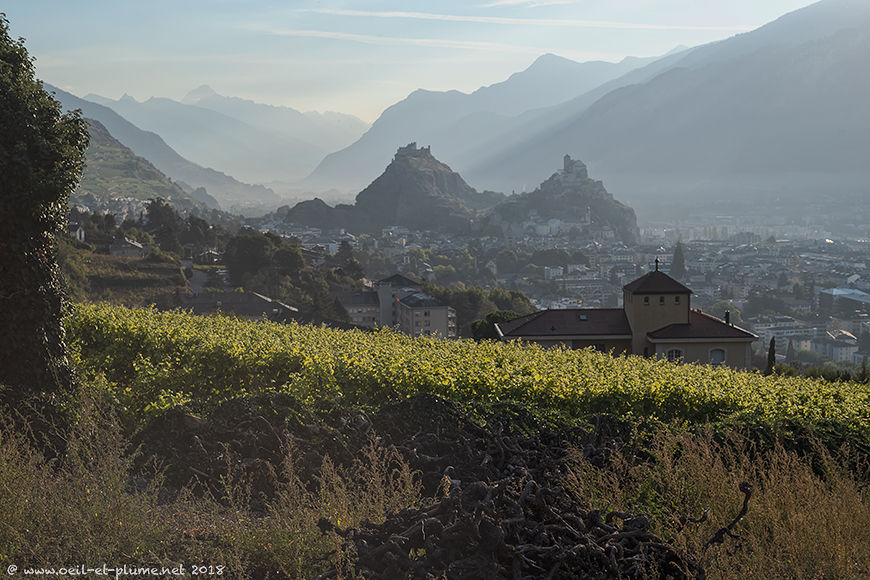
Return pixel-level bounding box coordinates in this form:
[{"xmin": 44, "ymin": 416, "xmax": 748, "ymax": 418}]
[{"xmin": 725, "ymin": 311, "xmax": 731, "ymax": 325}]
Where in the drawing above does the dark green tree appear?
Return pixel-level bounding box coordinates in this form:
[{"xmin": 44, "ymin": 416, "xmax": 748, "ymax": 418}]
[
  {"xmin": 145, "ymin": 198, "xmax": 182, "ymax": 254},
  {"xmin": 786, "ymin": 339, "xmax": 796, "ymax": 363},
  {"xmin": 764, "ymin": 337, "xmax": 776, "ymax": 376},
  {"xmin": 0, "ymin": 16, "xmax": 89, "ymax": 403},
  {"xmin": 471, "ymin": 310, "xmax": 519, "ymax": 340},
  {"xmin": 273, "ymin": 245, "xmax": 304, "ymax": 276},
  {"xmin": 670, "ymin": 240, "xmax": 687, "ymax": 280},
  {"xmin": 857, "ymin": 357, "xmax": 869, "ymax": 384},
  {"xmin": 224, "ymin": 228, "xmax": 276, "ymax": 285}
]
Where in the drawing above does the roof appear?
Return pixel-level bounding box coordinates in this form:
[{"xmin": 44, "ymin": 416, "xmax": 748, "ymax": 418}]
[
  {"xmin": 497, "ymin": 309, "xmax": 631, "ymax": 339},
  {"xmin": 378, "ymin": 273, "xmax": 422, "ymax": 288},
  {"xmin": 400, "ymin": 293, "xmax": 447, "ymax": 308},
  {"xmin": 623, "ymin": 270, "xmax": 692, "ymax": 295},
  {"xmin": 340, "ymin": 291, "xmax": 379, "ymax": 306},
  {"xmin": 647, "ymin": 310, "xmax": 756, "ymax": 342},
  {"xmin": 820, "ymin": 288, "xmax": 870, "ymax": 305}
]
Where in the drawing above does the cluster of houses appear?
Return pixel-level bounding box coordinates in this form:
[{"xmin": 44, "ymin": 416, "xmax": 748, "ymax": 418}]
[
  {"xmin": 340, "ymin": 274, "xmax": 457, "ymax": 339},
  {"xmin": 341, "ymin": 267, "xmax": 760, "ymax": 370}
]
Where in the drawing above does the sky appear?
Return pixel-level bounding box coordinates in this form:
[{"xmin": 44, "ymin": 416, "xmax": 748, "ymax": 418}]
[{"xmin": 4, "ymin": 0, "xmax": 819, "ymax": 122}]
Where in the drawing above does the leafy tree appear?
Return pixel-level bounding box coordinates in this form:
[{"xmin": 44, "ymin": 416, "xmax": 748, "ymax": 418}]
[
  {"xmin": 331, "ymin": 240, "xmax": 364, "ymax": 279},
  {"xmin": 856, "ymin": 358, "xmax": 869, "ymax": 384},
  {"xmin": 424, "ymin": 284, "xmax": 534, "ymax": 337},
  {"xmin": 145, "ymin": 198, "xmax": 182, "ymax": 254},
  {"xmin": 495, "ymin": 250, "xmax": 518, "ymax": 274},
  {"xmin": 471, "ymin": 310, "xmax": 519, "ymax": 340},
  {"xmin": 0, "ymin": 16, "xmax": 89, "ymax": 403},
  {"xmin": 273, "ymin": 245, "xmax": 304, "ymax": 276},
  {"xmin": 224, "ymin": 228, "xmax": 277, "ymax": 285},
  {"xmin": 786, "ymin": 339, "xmax": 796, "ymax": 363},
  {"xmin": 705, "ymin": 301, "xmax": 743, "ymax": 325},
  {"xmin": 530, "ymin": 248, "xmax": 571, "ymax": 268}
]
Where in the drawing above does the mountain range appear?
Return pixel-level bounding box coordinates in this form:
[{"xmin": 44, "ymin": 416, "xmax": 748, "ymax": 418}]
[
  {"xmin": 304, "ymin": 52, "xmax": 663, "ymax": 194},
  {"xmin": 305, "ymin": 0, "xmax": 870, "ymax": 215},
  {"xmin": 280, "ymin": 144, "xmax": 638, "ymax": 243},
  {"xmin": 48, "ymin": 0, "xmax": 870, "ymax": 221},
  {"xmin": 464, "ymin": 0, "xmax": 870, "ymax": 206},
  {"xmin": 48, "ymin": 84, "xmax": 279, "ymax": 213},
  {"xmin": 85, "ymin": 88, "xmax": 367, "ymax": 185},
  {"xmin": 75, "ymin": 118, "xmax": 207, "ymax": 212}
]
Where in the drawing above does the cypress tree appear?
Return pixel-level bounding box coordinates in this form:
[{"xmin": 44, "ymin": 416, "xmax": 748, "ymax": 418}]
[
  {"xmin": 786, "ymin": 339, "xmax": 796, "ymax": 363},
  {"xmin": 764, "ymin": 337, "xmax": 776, "ymax": 376}
]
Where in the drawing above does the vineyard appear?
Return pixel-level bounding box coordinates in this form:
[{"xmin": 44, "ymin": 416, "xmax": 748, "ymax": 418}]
[
  {"xmin": 68, "ymin": 303, "xmax": 870, "ymax": 446},
  {"xmin": 2, "ymin": 303, "xmax": 866, "ymax": 578}
]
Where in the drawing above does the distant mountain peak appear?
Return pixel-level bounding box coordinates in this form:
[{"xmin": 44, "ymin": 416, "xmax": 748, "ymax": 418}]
[
  {"xmin": 183, "ymin": 85, "xmax": 219, "ymax": 104},
  {"xmin": 531, "ymin": 53, "xmax": 577, "ymax": 66}
]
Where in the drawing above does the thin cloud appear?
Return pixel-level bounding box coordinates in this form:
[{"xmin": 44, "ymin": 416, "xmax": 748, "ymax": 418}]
[
  {"xmin": 303, "ymin": 8, "xmax": 754, "ymax": 32},
  {"xmin": 262, "ymin": 27, "xmax": 618, "ymax": 60},
  {"xmin": 482, "ymin": 0, "xmax": 579, "ymax": 6}
]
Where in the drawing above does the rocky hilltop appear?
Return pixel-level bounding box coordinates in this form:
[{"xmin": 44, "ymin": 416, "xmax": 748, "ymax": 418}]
[
  {"xmin": 282, "ymin": 146, "xmax": 637, "ymax": 244},
  {"xmin": 353, "ymin": 143, "xmax": 503, "ymax": 231},
  {"xmin": 482, "ymin": 155, "xmax": 639, "ymax": 244},
  {"xmin": 285, "ymin": 143, "xmax": 503, "ymax": 232}
]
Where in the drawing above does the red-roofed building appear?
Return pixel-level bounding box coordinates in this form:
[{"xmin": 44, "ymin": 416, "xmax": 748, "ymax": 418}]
[{"xmin": 496, "ymin": 265, "xmax": 757, "ymax": 369}]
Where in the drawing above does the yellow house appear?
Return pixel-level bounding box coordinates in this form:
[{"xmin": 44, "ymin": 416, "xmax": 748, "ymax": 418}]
[{"xmin": 496, "ymin": 267, "xmax": 757, "ymax": 369}]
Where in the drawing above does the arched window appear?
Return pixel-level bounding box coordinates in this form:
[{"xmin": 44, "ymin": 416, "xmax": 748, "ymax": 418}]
[
  {"xmin": 709, "ymin": 348, "xmax": 726, "ymax": 366},
  {"xmin": 666, "ymin": 348, "xmax": 683, "ymax": 362}
]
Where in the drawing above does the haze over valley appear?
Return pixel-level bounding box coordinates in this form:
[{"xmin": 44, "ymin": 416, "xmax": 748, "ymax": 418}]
[
  {"xmin": 11, "ymin": 0, "xmax": 860, "ymax": 239},
  {"xmin": 5, "ymin": 5, "xmax": 870, "ymax": 575}
]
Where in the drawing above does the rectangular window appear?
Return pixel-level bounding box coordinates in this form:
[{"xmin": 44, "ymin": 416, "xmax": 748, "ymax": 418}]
[
  {"xmin": 675, "ymin": 296, "xmax": 681, "ymax": 305},
  {"xmin": 659, "ymin": 296, "xmax": 665, "ymax": 305},
  {"xmin": 643, "ymin": 296, "xmax": 650, "ymax": 305}
]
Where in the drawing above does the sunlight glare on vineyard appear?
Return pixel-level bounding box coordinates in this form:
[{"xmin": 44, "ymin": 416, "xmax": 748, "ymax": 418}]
[{"xmin": 68, "ymin": 304, "xmax": 870, "ymax": 441}]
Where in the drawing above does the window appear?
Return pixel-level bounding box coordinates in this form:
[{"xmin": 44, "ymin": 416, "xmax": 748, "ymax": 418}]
[
  {"xmin": 643, "ymin": 296, "xmax": 650, "ymax": 305},
  {"xmin": 659, "ymin": 296, "xmax": 665, "ymax": 305},
  {"xmin": 666, "ymin": 348, "xmax": 683, "ymax": 362},
  {"xmin": 675, "ymin": 296, "xmax": 681, "ymax": 305},
  {"xmin": 709, "ymin": 348, "xmax": 726, "ymax": 366}
]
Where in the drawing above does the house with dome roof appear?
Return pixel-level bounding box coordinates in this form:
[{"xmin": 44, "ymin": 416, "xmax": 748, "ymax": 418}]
[{"xmin": 495, "ymin": 264, "xmax": 757, "ymax": 369}]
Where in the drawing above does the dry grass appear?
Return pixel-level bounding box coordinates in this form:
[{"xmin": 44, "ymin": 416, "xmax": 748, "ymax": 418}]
[
  {"xmin": 0, "ymin": 391, "xmax": 421, "ymax": 579},
  {"xmin": 563, "ymin": 428, "xmax": 870, "ymax": 579}
]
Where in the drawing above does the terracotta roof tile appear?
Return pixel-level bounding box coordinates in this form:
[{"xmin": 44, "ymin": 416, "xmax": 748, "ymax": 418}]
[
  {"xmin": 648, "ymin": 310, "xmax": 757, "ymax": 341},
  {"xmin": 497, "ymin": 309, "xmax": 631, "ymax": 338},
  {"xmin": 623, "ymin": 271, "xmax": 692, "ymax": 295}
]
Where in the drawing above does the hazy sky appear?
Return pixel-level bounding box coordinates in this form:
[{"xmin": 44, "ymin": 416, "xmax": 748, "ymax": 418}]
[{"xmin": 4, "ymin": 0, "xmax": 818, "ymax": 122}]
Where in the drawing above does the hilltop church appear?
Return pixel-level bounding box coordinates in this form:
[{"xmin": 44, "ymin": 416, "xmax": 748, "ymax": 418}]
[{"xmin": 496, "ymin": 265, "xmax": 757, "ymax": 369}]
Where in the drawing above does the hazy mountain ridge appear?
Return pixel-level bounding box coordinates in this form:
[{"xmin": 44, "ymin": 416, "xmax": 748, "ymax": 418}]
[
  {"xmin": 47, "ymin": 84, "xmax": 280, "ymax": 212},
  {"xmin": 182, "ymin": 85, "xmax": 368, "ymax": 154},
  {"xmin": 84, "ymin": 93, "xmax": 324, "ymax": 184},
  {"xmin": 304, "ymin": 53, "xmax": 660, "ymax": 194},
  {"xmin": 481, "ymin": 157, "xmax": 639, "ymax": 244},
  {"xmin": 75, "ymin": 118, "xmax": 203, "ymax": 211},
  {"xmin": 286, "ymin": 143, "xmax": 499, "ymax": 232},
  {"xmin": 465, "ymin": 0, "xmax": 870, "ymax": 201},
  {"xmin": 284, "ymin": 145, "xmax": 637, "ymax": 244}
]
